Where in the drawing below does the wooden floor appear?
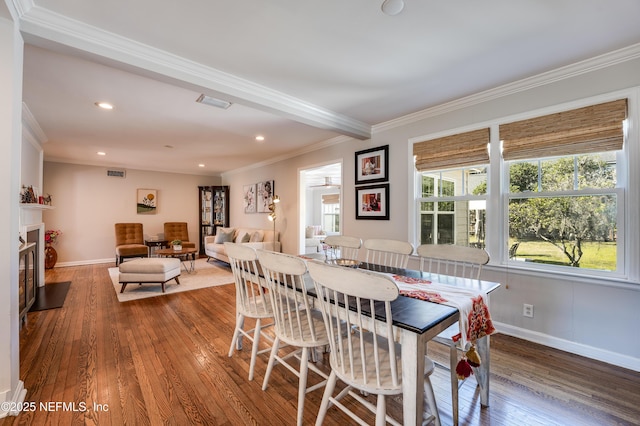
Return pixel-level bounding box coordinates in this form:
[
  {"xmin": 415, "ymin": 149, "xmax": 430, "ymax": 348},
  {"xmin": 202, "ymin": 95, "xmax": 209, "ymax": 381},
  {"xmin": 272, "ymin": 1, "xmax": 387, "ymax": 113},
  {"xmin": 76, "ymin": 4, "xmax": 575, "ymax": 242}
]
[{"xmin": 3, "ymin": 262, "xmax": 639, "ymax": 426}]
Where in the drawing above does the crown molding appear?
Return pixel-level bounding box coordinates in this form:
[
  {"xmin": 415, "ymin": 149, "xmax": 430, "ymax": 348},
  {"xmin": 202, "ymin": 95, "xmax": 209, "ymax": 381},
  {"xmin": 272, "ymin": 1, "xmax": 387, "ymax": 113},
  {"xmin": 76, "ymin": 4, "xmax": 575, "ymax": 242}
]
[
  {"xmin": 7, "ymin": 0, "xmax": 34, "ymax": 19},
  {"xmin": 222, "ymin": 135, "xmax": 353, "ymax": 177},
  {"xmin": 21, "ymin": 102, "xmax": 47, "ymax": 147},
  {"xmin": 374, "ymin": 43, "xmax": 640, "ymax": 133},
  {"xmin": 17, "ymin": 5, "xmax": 371, "ymax": 140}
]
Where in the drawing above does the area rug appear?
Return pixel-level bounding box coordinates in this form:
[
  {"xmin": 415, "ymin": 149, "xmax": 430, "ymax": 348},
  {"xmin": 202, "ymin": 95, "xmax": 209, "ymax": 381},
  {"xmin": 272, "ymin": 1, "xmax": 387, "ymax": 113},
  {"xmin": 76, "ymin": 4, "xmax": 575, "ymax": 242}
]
[
  {"xmin": 29, "ymin": 281, "xmax": 71, "ymax": 311},
  {"xmin": 108, "ymin": 258, "xmax": 234, "ymax": 302}
]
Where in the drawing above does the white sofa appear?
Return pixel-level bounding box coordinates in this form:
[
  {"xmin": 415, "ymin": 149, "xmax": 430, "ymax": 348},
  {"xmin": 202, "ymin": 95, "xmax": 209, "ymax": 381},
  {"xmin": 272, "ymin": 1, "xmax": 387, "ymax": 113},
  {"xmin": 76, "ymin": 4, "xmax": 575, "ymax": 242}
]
[
  {"xmin": 204, "ymin": 227, "xmax": 281, "ymax": 263},
  {"xmin": 304, "ymin": 225, "xmax": 324, "ymax": 254}
]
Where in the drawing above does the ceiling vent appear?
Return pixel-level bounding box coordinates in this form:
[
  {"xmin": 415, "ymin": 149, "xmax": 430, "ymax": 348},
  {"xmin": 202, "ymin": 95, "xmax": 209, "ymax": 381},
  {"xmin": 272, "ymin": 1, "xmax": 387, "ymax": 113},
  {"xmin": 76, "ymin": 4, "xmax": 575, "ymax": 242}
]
[
  {"xmin": 196, "ymin": 94, "xmax": 232, "ymax": 109},
  {"xmin": 107, "ymin": 169, "xmax": 126, "ymax": 178}
]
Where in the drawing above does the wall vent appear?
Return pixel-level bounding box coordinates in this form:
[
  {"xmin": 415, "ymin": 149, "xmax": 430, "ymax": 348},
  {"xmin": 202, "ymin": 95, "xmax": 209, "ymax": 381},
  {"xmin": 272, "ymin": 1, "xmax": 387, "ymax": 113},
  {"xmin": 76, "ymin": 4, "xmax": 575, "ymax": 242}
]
[{"xmin": 107, "ymin": 169, "xmax": 126, "ymax": 178}]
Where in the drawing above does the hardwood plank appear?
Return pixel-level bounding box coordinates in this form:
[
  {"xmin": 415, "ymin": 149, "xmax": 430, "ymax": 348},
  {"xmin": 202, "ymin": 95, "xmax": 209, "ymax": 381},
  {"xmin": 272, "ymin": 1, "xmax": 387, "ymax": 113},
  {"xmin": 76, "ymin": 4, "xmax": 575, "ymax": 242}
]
[{"xmin": 2, "ymin": 262, "xmax": 639, "ymax": 426}]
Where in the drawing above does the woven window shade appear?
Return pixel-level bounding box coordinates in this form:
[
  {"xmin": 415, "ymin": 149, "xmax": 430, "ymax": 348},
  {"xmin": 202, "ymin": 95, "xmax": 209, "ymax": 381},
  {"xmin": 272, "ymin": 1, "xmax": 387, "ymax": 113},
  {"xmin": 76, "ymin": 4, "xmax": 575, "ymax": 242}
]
[
  {"xmin": 413, "ymin": 128, "xmax": 490, "ymax": 172},
  {"xmin": 501, "ymin": 99, "xmax": 627, "ymax": 161},
  {"xmin": 322, "ymin": 194, "xmax": 340, "ymax": 204}
]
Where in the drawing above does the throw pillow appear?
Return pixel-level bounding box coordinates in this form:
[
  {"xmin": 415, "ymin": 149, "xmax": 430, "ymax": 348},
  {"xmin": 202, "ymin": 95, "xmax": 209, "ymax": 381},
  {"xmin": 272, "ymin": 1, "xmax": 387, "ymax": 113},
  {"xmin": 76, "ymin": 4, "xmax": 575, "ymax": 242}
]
[
  {"xmin": 240, "ymin": 232, "xmax": 250, "ymax": 243},
  {"xmin": 305, "ymin": 226, "xmax": 315, "ymax": 238},
  {"xmin": 250, "ymin": 230, "xmax": 264, "ymax": 242},
  {"xmin": 214, "ymin": 228, "xmax": 235, "ymax": 244}
]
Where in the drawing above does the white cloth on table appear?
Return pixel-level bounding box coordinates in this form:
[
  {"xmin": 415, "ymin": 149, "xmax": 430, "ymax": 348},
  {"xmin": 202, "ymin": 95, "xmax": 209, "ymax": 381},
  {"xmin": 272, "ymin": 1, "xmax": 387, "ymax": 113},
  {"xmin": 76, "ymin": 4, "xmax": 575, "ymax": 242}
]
[{"xmin": 387, "ymin": 274, "xmax": 496, "ymax": 349}]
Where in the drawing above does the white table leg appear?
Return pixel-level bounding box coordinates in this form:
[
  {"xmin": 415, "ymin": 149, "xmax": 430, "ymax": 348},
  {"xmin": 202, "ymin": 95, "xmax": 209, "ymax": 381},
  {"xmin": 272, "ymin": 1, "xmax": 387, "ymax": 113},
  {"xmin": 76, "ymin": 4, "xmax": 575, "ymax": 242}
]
[
  {"xmin": 401, "ymin": 329, "xmax": 426, "ymax": 426},
  {"xmin": 474, "ymin": 335, "xmax": 490, "ymax": 407}
]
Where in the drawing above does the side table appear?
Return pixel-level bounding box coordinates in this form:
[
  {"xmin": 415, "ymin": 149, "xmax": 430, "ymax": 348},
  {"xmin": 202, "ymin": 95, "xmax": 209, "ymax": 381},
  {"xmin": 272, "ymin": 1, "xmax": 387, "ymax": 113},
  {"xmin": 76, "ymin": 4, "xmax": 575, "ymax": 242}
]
[
  {"xmin": 145, "ymin": 239, "xmax": 168, "ymax": 257},
  {"xmin": 155, "ymin": 247, "xmax": 198, "ymax": 273}
]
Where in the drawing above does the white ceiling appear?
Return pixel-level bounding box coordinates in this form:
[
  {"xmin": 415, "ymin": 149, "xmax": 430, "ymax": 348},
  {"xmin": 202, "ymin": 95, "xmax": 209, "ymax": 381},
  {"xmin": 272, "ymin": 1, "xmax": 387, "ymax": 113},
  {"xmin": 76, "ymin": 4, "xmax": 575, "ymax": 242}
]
[{"xmin": 13, "ymin": 0, "xmax": 640, "ymax": 179}]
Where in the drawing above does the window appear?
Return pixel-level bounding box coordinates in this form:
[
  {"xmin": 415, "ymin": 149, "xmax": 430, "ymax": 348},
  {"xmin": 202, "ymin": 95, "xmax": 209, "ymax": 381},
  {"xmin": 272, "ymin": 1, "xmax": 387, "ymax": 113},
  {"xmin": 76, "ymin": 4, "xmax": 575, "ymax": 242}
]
[
  {"xmin": 507, "ymin": 153, "xmax": 620, "ymax": 271},
  {"xmin": 417, "ymin": 168, "xmax": 488, "ymax": 247},
  {"xmin": 414, "ymin": 128, "xmax": 490, "ymax": 248},
  {"xmin": 322, "ymin": 194, "xmax": 340, "ymax": 233},
  {"xmin": 501, "ymin": 99, "xmax": 626, "ymax": 274}
]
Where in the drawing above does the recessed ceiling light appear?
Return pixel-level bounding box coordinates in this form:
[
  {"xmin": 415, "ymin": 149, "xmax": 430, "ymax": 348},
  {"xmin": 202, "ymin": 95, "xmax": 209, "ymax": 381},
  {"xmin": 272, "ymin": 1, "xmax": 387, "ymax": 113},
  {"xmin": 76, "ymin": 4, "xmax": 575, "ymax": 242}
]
[
  {"xmin": 196, "ymin": 94, "xmax": 232, "ymax": 109},
  {"xmin": 198, "ymin": 164, "xmax": 205, "ymax": 168},
  {"xmin": 381, "ymin": 0, "xmax": 404, "ymax": 15},
  {"xmin": 256, "ymin": 135, "xmax": 265, "ymax": 141},
  {"xmin": 95, "ymin": 102, "xmax": 114, "ymax": 110},
  {"xmin": 97, "ymin": 151, "xmax": 106, "ymax": 156}
]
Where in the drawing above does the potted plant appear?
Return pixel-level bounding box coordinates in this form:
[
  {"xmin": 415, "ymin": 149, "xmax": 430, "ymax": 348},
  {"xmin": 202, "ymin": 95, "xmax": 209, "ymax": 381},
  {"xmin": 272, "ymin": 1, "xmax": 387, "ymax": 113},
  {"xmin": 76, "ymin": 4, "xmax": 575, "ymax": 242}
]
[{"xmin": 171, "ymin": 239, "xmax": 182, "ymax": 251}]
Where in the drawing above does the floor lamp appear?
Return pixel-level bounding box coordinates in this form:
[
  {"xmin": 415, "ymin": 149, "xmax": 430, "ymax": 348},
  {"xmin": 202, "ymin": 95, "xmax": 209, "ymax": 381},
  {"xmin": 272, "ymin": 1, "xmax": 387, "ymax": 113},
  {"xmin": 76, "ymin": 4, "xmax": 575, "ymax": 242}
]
[{"xmin": 267, "ymin": 195, "xmax": 280, "ymax": 252}]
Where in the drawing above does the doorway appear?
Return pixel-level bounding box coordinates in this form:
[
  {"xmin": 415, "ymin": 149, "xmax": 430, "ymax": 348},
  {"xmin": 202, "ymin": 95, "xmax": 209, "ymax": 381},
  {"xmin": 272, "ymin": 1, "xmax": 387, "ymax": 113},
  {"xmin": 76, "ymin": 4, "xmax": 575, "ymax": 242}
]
[{"xmin": 298, "ymin": 162, "xmax": 342, "ymax": 254}]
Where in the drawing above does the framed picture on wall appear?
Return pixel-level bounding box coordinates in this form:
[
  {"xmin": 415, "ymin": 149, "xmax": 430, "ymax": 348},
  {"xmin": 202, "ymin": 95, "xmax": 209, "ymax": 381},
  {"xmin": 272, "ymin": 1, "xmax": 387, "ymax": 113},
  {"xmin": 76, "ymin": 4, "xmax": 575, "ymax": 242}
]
[
  {"xmin": 257, "ymin": 180, "xmax": 274, "ymax": 213},
  {"xmin": 243, "ymin": 184, "xmax": 257, "ymax": 213},
  {"xmin": 355, "ymin": 145, "xmax": 389, "ymax": 185},
  {"xmin": 355, "ymin": 183, "xmax": 389, "ymax": 220},
  {"xmin": 137, "ymin": 189, "xmax": 157, "ymax": 214}
]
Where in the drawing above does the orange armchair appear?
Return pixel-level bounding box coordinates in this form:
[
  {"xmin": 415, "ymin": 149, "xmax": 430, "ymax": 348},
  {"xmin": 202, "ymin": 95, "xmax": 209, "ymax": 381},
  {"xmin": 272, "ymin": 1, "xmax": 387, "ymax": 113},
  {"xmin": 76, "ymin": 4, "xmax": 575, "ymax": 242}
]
[
  {"xmin": 114, "ymin": 223, "xmax": 149, "ymax": 265},
  {"xmin": 164, "ymin": 222, "xmax": 196, "ymax": 249}
]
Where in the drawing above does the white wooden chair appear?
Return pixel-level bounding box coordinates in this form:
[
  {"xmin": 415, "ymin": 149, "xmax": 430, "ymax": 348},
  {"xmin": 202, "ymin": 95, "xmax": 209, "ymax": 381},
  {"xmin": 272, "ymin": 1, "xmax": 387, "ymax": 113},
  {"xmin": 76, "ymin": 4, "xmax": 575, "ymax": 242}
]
[
  {"xmin": 256, "ymin": 250, "xmax": 329, "ymax": 426},
  {"xmin": 322, "ymin": 235, "xmax": 362, "ymax": 261},
  {"xmin": 225, "ymin": 242, "xmax": 274, "ymax": 381},
  {"xmin": 363, "ymin": 238, "xmax": 413, "ymax": 268},
  {"xmin": 417, "ymin": 244, "xmax": 489, "ymax": 426},
  {"xmin": 308, "ymin": 260, "xmax": 440, "ymax": 426}
]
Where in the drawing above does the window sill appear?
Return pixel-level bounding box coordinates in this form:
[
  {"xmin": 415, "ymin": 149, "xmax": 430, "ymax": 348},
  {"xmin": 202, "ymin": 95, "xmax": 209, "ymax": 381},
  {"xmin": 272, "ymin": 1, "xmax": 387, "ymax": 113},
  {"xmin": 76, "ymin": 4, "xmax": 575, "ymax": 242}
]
[{"xmin": 484, "ymin": 262, "xmax": 640, "ymax": 291}]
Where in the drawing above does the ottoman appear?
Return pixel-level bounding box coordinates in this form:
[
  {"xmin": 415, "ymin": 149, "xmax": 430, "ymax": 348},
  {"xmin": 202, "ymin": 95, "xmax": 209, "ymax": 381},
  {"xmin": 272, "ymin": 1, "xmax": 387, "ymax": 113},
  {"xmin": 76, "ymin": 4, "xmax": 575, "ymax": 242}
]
[{"xmin": 118, "ymin": 258, "xmax": 181, "ymax": 293}]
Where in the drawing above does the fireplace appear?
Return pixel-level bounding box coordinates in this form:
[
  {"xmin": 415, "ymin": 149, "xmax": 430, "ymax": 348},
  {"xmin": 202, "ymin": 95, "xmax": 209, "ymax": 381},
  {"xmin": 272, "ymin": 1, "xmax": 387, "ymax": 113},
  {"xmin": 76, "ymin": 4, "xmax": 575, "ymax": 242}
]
[
  {"xmin": 23, "ymin": 223, "xmax": 45, "ymax": 290},
  {"xmin": 19, "ymin": 241, "xmax": 37, "ymax": 326},
  {"xmin": 27, "ymin": 228, "xmax": 40, "ymax": 277}
]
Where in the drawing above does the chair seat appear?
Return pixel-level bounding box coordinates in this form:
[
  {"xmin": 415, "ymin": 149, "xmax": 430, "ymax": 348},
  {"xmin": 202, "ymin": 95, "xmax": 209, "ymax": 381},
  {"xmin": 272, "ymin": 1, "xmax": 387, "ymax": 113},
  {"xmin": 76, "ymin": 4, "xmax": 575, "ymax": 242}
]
[
  {"xmin": 115, "ymin": 243, "xmax": 148, "ymax": 257},
  {"xmin": 331, "ymin": 333, "xmax": 402, "ymax": 395},
  {"xmin": 275, "ymin": 310, "xmax": 329, "ymax": 348},
  {"xmin": 238, "ymin": 295, "xmax": 273, "ymax": 319}
]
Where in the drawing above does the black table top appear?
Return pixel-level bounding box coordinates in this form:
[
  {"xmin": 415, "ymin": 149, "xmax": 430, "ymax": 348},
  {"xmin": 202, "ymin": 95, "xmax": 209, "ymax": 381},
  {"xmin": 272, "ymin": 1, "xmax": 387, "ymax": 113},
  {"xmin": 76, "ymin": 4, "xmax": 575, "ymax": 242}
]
[
  {"xmin": 303, "ymin": 261, "xmax": 462, "ymax": 335},
  {"xmin": 307, "ymin": 261, "xmax": 501, "ymax": 335}
]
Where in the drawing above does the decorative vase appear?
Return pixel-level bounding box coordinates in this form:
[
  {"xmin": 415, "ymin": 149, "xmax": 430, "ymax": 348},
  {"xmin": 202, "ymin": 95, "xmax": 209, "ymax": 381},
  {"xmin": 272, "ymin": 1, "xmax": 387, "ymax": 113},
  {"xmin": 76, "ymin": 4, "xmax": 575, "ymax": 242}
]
[
  {"xmin": 173, "ymin": 245, "xmax": 182, "ymax": 251},
  {"xmin": 45, "ymin": 245, "xmax": 58, "ymax": 269}
]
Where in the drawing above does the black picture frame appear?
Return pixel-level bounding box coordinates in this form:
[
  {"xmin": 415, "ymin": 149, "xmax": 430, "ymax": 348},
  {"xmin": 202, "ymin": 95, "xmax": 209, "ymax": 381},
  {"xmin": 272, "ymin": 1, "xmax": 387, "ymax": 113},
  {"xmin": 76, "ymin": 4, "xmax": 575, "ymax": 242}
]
[
  {"xmin": 355, "ymin": 183, "xmax": 389, "ymax": 220},
  {"xmin": 355, "ymin": 145, "xmax": 389, "ymax": 185}
]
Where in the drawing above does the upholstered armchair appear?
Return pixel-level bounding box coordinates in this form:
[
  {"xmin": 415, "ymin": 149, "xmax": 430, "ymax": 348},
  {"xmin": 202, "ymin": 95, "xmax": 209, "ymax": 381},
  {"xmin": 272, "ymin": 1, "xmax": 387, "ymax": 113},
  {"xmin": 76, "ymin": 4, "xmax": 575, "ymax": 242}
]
[
  {"xmin": 163, "ymin": 222, "xmax": 196, "ymax": 249},
  {"xmin": 114, "ymin": 223, "xmax": 149, "ymax": 265}
]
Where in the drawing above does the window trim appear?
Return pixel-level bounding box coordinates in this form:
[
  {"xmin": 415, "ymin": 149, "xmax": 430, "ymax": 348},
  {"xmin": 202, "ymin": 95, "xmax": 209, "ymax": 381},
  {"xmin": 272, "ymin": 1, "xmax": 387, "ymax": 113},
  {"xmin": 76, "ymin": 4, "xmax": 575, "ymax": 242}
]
[{"xmin": 409, "ymin": 88, "xmax": 639, "ymax": 284}]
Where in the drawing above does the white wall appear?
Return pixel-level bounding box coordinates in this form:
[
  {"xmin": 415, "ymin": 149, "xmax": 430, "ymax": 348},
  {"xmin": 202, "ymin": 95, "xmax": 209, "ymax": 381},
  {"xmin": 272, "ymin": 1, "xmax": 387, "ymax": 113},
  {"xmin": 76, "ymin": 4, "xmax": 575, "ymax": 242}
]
[
  {"xmin": 42, "ymin": 162, "xmax": 221, "ymax": 265},
  {"xmin": 221, "ymin": 57, "xmax": 640, "ymax": 371},
  {"xmin": 0, "ymin": 10, "xmax": 25, "ymax": 416}
]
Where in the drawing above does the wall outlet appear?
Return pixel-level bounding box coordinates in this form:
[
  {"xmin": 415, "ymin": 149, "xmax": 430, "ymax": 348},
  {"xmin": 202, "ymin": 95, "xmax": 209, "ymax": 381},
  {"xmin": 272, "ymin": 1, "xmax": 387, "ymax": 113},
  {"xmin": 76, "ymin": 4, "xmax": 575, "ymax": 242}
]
[{"xmin": 523, "ymin": 304, "xmax": 534, "ymax": 318}]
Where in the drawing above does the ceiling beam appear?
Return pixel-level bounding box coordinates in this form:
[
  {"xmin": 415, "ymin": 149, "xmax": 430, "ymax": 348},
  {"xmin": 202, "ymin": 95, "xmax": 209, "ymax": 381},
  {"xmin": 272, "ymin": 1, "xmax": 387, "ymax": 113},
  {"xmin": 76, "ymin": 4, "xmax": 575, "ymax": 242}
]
[{"xmin": 16, "ymin": 3, "xmax": 372, "ymax": 140}]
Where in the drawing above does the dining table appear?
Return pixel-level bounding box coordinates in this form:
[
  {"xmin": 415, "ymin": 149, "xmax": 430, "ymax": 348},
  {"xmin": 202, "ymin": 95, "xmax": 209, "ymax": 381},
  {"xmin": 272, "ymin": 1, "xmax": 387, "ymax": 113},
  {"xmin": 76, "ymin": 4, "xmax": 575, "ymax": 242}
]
[{"xmin": 301, "ymin": 254, "xmax": 501, "ymax": 426}]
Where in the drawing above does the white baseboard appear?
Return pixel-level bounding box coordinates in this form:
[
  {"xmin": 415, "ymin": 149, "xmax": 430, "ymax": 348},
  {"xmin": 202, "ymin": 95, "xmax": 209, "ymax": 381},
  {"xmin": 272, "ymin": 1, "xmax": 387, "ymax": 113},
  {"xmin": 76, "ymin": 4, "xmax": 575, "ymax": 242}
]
[
  {"xmin": 55, "ymin": 258, "xmax": 115, "ymax": 268},
  {"xmin": 494, "ymin": 322, "xmax": 640, "ymax": 372},
  {"xmin": 0, "ymin": 380, "xmax": 26, "ymax": 418}
]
